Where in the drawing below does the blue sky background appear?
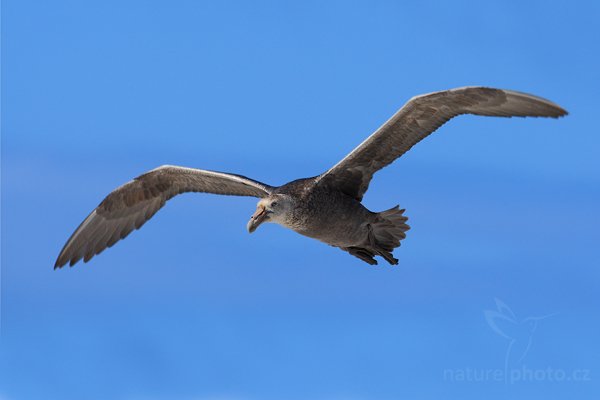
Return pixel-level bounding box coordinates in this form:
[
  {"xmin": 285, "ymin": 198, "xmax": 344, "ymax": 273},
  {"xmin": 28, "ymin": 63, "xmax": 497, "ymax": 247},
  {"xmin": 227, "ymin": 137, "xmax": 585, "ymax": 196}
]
[{"xmin": 2, "ymin": 1, "xmax": 599, "ymax": 399}]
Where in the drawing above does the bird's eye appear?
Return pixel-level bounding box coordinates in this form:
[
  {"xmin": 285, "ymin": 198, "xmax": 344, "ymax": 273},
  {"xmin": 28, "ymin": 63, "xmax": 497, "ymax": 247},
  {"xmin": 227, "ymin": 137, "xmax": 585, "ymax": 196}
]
[{"xmin": 271, "ymin": 201, "xmax": 278, "ymax": 207}]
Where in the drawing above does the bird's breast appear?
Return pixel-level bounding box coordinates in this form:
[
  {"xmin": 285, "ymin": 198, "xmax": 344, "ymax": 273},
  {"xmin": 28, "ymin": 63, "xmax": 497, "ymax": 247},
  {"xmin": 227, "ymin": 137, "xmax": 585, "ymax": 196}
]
[{"xmin": 285, "ymin": 190, "xmax": 373, "ymax": 247}]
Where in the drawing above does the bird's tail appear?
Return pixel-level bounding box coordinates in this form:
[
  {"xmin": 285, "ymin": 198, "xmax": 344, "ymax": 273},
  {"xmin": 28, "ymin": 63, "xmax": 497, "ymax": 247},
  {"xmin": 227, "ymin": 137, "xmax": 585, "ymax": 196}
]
[{"xmin": 369, "ymin": 206, "xmax": 410, "ymax": 265}]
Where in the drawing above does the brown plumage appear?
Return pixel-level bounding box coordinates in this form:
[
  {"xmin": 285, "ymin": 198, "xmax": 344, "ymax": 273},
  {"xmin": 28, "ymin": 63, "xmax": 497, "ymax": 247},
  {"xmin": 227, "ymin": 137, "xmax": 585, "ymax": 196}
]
[
  {"xmin": 55, "ymin": 167, "xmax": 273, "ymax": 267},
  {"xmin": 55, "ymin": 87, "xmax": 567, "ymax": 268}
]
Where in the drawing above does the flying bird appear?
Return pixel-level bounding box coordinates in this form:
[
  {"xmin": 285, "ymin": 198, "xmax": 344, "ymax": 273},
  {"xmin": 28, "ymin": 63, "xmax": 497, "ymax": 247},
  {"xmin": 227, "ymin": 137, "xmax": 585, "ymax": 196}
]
[{"xmin": 55, "ymin": 87, "xmax": 567, "ymax": 268}]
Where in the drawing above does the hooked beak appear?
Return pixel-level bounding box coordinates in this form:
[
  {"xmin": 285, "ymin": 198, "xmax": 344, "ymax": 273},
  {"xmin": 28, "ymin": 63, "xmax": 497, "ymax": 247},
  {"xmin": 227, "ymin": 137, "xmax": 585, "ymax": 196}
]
[{"xmin": 247, "ymin": 205, "xmax": 269, "ymax": 233}]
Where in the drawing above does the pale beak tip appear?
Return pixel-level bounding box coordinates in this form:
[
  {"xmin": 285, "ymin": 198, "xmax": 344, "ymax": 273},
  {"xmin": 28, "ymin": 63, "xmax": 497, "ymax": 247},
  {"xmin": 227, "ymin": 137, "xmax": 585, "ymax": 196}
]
[{"xmin": 247, "ymin": 206, "xmax": 267, "ymax": 233}]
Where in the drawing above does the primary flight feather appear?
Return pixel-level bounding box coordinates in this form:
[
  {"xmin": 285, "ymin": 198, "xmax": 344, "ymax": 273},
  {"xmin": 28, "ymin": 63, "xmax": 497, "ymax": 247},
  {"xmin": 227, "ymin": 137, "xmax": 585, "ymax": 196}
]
[{"xmin": 55, "ymin": 87, "xmax": 567, "ymax": 268}]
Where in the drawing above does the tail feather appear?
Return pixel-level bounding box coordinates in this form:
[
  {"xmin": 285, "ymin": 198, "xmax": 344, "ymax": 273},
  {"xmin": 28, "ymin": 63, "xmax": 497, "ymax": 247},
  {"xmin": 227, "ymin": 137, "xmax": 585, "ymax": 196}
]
[
  {"xmin": 371, "ymin": 206, "xmax": 410, "ymax": 264},
  {"xmin": 372, "ymin": 206, "xmax": 410, "ymax": 254},
  {"xmin": 343, "ymin": 206, "xmax": 410, "ymax": 266}
]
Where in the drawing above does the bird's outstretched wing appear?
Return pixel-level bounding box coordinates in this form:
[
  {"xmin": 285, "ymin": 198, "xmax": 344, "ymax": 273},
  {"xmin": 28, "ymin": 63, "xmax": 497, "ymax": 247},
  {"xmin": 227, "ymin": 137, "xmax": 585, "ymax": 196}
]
[
  {"xmin": 316, "ymin": 87, "xmax": 568, "ymax": 200},
  {"xmin": 55, "ymin": 165, "xmax": 273, "ymax": 268}
]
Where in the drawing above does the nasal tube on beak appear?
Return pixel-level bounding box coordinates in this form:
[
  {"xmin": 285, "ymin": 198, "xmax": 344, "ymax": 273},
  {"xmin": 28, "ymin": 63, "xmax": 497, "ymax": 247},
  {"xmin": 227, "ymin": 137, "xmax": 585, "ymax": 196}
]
[{"xmin": 247, "ymin": 205, "xmax": 268, "ymax": 233}]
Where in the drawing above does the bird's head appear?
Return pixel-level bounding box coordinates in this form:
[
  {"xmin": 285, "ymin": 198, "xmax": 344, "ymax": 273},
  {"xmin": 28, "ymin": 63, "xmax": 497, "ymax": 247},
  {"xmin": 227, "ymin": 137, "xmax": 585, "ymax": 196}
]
[{"xmin": 247, "ymin": 195, "xmax": 294, "ymax": 233}]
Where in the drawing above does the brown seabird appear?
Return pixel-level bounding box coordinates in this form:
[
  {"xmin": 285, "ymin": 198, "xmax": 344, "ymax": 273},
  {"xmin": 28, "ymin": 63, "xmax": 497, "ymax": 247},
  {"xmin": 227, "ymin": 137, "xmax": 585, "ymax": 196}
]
[{"xmin": 54, "ymin": 87, "xmax": 567, "ymax": 268}]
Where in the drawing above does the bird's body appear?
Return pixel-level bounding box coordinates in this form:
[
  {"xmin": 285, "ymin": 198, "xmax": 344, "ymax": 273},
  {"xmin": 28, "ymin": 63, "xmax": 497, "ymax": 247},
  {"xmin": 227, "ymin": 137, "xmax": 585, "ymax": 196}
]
[
  {"xmin": 274, "ymin": 179, "xmax": 362, "ymax": 241},
  {"xmin": 55, "ymin": 87, "xmax": 567, "ymax": 268},
  {"xmin": 273, "ymin": 180, "xmax": 408, "ymax": 264},
  {"xmin": 290, "ymin": 186, "xmax": 373, "ymax": 248}
]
